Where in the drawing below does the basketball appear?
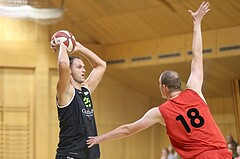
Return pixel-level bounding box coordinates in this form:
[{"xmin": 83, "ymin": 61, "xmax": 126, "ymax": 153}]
[{"xmin": 51, "ymin": 30, "xmax": 76, "ymax": 53}]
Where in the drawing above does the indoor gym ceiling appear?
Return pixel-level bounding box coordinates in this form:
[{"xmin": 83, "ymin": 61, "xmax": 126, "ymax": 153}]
[{"xmin": 50, "ymin": 0, "xmax": 240, "ymax": 100}]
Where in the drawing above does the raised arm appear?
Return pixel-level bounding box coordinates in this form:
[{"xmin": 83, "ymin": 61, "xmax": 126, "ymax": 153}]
[
  {"xmin": 186, "ymin": 2, "xmax": 210, "ymax": 100},
  {"xmin": 74, "ymin": 42, "xmax": 106, "ymax": 93},
  {"xmin": 86, "ymin": 107, "xmax": 165, "ymax": 148},
  {"xmin": 55, "ymin": 43, "xmax": 74, "ymax": 106}
]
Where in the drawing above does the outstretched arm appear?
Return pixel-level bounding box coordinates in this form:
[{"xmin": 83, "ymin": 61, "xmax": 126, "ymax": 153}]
[
  {"xmin": 74, "ymin": 42, "xmax": 107, "ymax": 94},
  {"xmin": 186, "ymin": 1, "xmax": 210, "ymax": 101},
  {"xmin": 86, "ymin": 107, "xmax": 165, "ymax": 148}
]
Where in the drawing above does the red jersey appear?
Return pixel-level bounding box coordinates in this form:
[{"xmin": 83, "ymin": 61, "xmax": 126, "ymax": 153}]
[{"xmin": 159, "ymin": 89, "xmax": 227, "ymax": 159}]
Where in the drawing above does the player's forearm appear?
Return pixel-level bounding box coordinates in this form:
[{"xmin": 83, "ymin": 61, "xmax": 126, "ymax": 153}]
[
  {"xmin": 58, "ymin": 44, "xmax": 69, "ymax": 67},
  {"xmin": 77, "ymin": 44, "xmax": 106, "ymax": 69},
  {"xmin": 192, "ymin": 22, "xmax": 203, "ymax": 58},
  {"xmin": 99, "ymin": 124, "xmax": 134, "ymax": 143}
]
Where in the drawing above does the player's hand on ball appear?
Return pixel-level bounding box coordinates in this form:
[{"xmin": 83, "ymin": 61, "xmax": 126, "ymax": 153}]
[
  {"xmin": 71, "ymin": 41, "xmax": 83, "ymax": 52},
  {"xmin": 50, "ymin": 37, "xmax": 59, "ymax": 52}
]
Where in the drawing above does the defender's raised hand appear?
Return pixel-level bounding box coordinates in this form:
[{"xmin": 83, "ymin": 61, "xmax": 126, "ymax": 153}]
[{"xmin": 188, "ymin": 1, "xmax": 210, "ymax": 23}]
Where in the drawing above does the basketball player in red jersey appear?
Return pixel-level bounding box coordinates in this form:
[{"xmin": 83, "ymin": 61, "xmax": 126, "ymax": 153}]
[{"xmin": 86, "ymin": 1, "xmax": 232, "ymax": 159}]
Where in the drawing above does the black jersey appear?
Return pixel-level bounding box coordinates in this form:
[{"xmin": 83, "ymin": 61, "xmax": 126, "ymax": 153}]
[{"xmin": 56, "ymin": 87, "xmax": 100, "ymax": 158}]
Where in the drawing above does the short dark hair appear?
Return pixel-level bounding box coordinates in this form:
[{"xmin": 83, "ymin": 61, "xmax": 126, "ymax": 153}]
[
  {"xmin": 160, "ymin": 70, "xmax": 181, "ymax": 92},
  {"xmin": 69, "ymin": 56, "xmax": 81, "ymax": 67}
]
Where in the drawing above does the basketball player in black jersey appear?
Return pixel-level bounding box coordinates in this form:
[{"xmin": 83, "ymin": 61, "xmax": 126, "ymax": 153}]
[{"xmin": 51, "ymin": 39, "xmax": 106, "ymax": 159}]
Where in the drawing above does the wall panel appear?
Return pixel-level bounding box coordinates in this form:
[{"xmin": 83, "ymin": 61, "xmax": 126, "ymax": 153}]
[
  {"xmin": 207, "ymin": 97, "xmax": 237, "ymax": 140},
  {"xmin": 0, "ymin": 68, "xmax": 34, "ymax": 159},
  {"xmin": 0, "ymin": 16, "xmax": 51, "ymax": 159},
  {"xmin": 49, "ymin": 69, "xmax": 59, "ymax": 159}
]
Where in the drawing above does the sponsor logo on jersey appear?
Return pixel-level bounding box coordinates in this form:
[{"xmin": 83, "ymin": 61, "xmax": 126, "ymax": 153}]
[
  {"xmin": 82, "ymin": 108, "xmax": 94, "ymax": 117},
  {"xmin": 84, "ymin": 91, "xmax": 89, "ymax": 96}
]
